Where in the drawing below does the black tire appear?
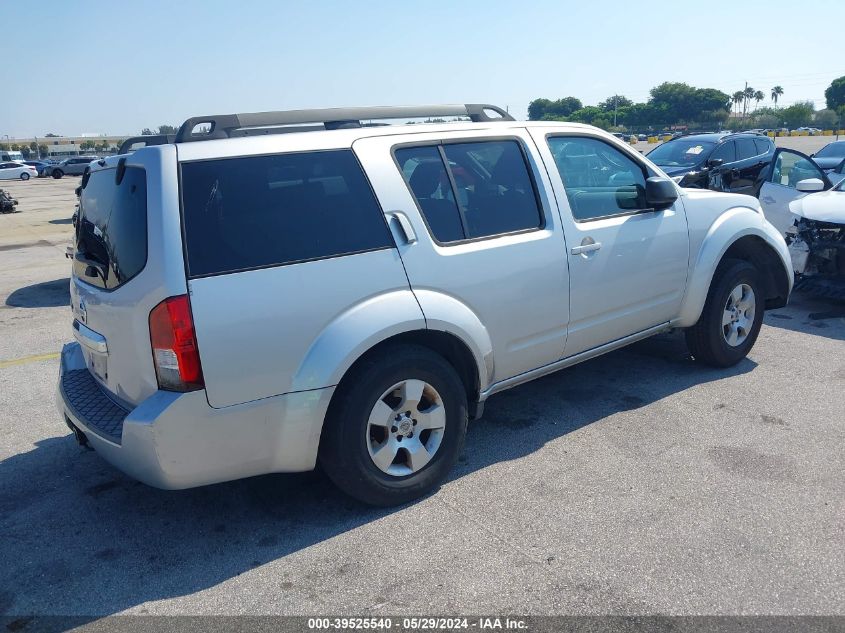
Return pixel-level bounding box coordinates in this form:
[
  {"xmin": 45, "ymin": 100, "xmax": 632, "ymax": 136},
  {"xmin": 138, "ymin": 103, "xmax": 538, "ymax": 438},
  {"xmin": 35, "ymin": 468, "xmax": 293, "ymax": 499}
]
[
  {"xmin": 319, "ymin": 344, "xmax": 468, "ymax": 506},
  {"xmin": 19, "ymin": 172, "xmax": 30, "ymax": 181},
  {"xmin": 52, "ymin": 169, "xmax": 63, "ymax": 179},
  {"xmin": 685, "ymin": 259, "xmax": 764, "ymax": 367}
]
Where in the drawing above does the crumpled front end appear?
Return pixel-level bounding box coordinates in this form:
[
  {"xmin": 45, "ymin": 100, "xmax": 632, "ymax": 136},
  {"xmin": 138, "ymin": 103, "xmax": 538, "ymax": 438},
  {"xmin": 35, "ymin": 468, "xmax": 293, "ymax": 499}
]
[{"xmin": 787, "ymin": 218, "xmax": 845, "ymax": 298}]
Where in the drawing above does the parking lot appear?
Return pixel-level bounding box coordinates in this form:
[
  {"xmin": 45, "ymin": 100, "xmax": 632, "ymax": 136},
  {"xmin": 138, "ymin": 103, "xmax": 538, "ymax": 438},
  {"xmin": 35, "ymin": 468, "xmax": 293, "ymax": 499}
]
[{"xmin": 1, "ymin": 174, "xmax": 843, "ymax": 617}]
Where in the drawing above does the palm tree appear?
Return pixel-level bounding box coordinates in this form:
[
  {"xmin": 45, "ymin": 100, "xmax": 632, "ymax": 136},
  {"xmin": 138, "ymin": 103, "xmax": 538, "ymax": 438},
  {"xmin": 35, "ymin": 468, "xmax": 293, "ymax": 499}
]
[
  {"xmin": 732, "ymin": 91, "xmax": 744, "ymax": 115},
  {"xmin": 743, "ymin": 86, "xmax": 756, "ymax": 118},
  {"xmin": 771, "ymin": 85, "xmax": 784, "ymax": 108},
  {"xmin": 754, "ymin": 90, "xmax": 765, "ymax": 111}
]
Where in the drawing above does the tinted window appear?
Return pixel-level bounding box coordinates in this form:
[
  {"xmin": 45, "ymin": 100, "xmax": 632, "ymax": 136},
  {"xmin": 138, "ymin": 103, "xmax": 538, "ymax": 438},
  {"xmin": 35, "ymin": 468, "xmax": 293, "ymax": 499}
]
[
  {"xmin": 770, "ymin": 151, "xmax": 825, "ymax": 188},
  {"xmin": 753, "ymin": 138, "xmax": 771, "ymax": 155},
  {"xmin": 394, "ymin": 146, "xmax": 464, "ymax": 242},
  {"xmin": 736, "ymin": 138, "xmax": 758, "ymax": 160},
  {"xmin": 396, "ymin": 140, "xmax": 542, "ymax": 242},
  {"xmin": 548, "ymin": 136, "xmax": 647, "ymax": 221},
  {"xmin": 74, "ymin": 167, "xmax": 148, "ymax": 290},
  {"xmin": 710, "ymin": 141, "xmax": 736, "ymax": 163},
  {"xmin": 181, "ymin": 150, "xmax": 392, "ymax": 277}
]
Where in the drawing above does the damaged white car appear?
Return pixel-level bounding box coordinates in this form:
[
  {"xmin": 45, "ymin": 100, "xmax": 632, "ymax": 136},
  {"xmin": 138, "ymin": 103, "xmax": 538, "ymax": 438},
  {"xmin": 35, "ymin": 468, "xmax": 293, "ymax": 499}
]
[{"xmin": 786, "ymin": 177, "xmax": 845, "ymax": 296}]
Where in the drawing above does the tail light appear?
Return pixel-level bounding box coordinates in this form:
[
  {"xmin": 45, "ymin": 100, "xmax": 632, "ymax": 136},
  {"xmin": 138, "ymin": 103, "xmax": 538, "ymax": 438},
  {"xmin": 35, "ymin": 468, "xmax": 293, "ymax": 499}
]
[{"xmin": 149, "ymin": 295, "xmax": 204, "ymax": 391}]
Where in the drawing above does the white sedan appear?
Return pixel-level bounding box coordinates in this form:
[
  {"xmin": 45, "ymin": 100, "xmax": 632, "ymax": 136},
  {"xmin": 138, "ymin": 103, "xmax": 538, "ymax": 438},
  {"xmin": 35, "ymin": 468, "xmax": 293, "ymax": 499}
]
[{"xmin": 0, "ymin": 162, "xmax": 38, "ymax": 181}]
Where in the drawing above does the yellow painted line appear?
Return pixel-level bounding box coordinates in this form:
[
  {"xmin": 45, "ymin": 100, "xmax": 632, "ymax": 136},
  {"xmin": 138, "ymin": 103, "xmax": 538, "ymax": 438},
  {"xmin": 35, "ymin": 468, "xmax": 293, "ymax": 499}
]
[{"xmin": 0, "ymin": 351, "xmax": 60, "ymax": 369}]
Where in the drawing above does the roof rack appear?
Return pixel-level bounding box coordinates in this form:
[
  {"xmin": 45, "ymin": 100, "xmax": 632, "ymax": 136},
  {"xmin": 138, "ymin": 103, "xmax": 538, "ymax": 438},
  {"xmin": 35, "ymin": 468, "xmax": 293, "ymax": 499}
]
[
  {"xmin": 174, "ymin": 104, "xmax": 514, "ymax": 144},
  {"xmin": 118, "ymin": 134, "xmax": 176, "ymax": 154}
]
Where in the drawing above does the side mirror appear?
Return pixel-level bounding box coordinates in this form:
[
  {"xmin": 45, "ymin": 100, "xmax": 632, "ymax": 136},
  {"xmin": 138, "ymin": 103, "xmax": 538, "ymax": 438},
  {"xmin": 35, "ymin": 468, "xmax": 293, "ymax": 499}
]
[
  {"xmin": 646, "ymin": 176, "xmax": 679, "ymax": 210},
  {"xmin": 706, "ymin": 158, "xmax": 724, "ymax": 168},
  {"xmin": 796, "ymin": 178, "xmax": 824, "ymax": 193}
]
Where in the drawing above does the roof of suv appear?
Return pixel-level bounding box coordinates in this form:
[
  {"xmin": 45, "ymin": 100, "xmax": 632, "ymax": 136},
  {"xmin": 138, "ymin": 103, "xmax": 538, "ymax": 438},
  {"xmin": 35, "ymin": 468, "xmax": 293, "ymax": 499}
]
[{"xmin": 674, "ymin": 132, "xmax": 767, "ymax": 143}]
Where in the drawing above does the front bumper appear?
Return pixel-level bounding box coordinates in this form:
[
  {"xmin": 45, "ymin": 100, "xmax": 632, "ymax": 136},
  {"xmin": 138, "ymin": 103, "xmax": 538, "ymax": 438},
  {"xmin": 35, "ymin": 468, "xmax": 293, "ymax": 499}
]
[{"xmin": 57, "ymin": 342, "xmax": 335, "ymax": 489}]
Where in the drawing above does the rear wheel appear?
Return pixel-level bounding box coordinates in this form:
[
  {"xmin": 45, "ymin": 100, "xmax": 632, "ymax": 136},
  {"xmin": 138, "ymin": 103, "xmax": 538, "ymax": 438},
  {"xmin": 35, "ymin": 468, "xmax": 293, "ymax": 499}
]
[
  {"xmin": 319, "ymin": 345, "xmax": 468, "ymax": 506},
  {"xmin": 685, "ymin": 259, "xmax": 764, "ymax": 367},
  {"xmin": 52, "ymin": 169, "xmax": 63, "ymax": 179},
  {"xmin": 19, "ymin": 172, "xmax": 30, "ymax": 181}
]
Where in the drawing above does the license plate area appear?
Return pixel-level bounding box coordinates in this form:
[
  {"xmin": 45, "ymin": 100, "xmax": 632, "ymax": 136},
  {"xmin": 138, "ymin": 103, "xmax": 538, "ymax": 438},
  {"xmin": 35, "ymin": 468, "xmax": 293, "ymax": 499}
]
[{"xmin": 88, "ymin": 350, "xmax": 108, "ymax": 382}]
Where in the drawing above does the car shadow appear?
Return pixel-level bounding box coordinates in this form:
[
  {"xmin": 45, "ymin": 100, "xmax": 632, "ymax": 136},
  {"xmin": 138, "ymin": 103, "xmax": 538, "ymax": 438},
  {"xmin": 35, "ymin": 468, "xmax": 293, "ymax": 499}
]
[
  {"xmin": 764, "ymin": 291, "xmax": 845, "ymax": 341},
  {"xmin": 0, "ymin": 331, "xmax": 756, "ymax": 618},
  {"xmin": 4, "ymin": 278, "xmax": 70, "ymax": 308},
  {"xmin": 49, "ymin": 218, "xmax": 74, "ymax": 225}
]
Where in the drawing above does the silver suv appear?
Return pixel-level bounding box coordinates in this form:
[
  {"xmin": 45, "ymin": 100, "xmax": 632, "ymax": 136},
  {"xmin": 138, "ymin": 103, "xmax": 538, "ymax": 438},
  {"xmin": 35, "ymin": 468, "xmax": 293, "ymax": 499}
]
[
  {"xmin": 58, "ymin": 104, "xmax": 792, "ymax": 505},
  {"xmin": 50, "ymin": 156, "xmax": 99, "ymax": 178}
]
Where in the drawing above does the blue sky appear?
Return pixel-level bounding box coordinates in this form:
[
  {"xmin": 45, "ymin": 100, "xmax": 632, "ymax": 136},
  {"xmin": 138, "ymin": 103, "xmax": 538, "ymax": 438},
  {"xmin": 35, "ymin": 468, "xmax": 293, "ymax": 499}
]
[{"xmin": 1, "ymin": 0, "xmax": 842, "ymax": 138}]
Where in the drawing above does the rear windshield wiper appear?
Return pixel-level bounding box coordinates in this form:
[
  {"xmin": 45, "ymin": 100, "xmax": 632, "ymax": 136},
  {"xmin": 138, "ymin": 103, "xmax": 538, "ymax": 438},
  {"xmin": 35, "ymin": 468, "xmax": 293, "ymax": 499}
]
[{"xmin": 74, "ymin": 252, "xmax": 109, "ymax": 284}]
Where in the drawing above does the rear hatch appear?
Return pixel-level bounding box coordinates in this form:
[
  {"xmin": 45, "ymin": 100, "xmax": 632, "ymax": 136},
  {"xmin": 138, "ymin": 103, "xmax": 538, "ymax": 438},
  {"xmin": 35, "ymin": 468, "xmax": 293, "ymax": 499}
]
[{"xmin": 69, "ymin": 147, "xmax": 186, "ymax": 407}]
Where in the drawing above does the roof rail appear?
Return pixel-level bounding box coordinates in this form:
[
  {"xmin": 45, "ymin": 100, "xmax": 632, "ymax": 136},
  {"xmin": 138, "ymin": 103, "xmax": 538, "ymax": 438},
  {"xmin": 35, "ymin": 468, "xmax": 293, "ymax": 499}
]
[
  {"xmin": 174, "ymin": 104, "xmax": 514, "ymax": 143},
  {"xmin": 118, "ymin": 134, "xmax": 176, "ymax": 154}
]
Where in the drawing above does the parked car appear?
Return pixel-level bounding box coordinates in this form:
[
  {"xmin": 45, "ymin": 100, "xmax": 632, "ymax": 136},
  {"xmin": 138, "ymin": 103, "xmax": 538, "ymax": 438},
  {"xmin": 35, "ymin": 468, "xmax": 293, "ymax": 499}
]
[
  {"xmin": 0, "ymin": 161, "xmax": 38, "ymax": 180},
  {"xmin": 809, "ymin": 140, "xmax": 845, "ymax": 173},
  {"xmin": 48, "ymin": 156, "xmax": 98, "ymax": 179},
  {"xmin": 783, "ymin": 177, "xmax": 845, "ymax": 298},
  {"xmin": 58, "ymin": 104, "xmax": 792, "ymax": 506},
  {"xmin": 647, "ymin": 132, "xmax": 776, "ymax": 195},
  {"xmin": 23, "ymin": 160, "xmax": 51, "ymax": 176},
  {"xmin": 757, "ymin": 148, "xmax": 841, "ymax": 236}
]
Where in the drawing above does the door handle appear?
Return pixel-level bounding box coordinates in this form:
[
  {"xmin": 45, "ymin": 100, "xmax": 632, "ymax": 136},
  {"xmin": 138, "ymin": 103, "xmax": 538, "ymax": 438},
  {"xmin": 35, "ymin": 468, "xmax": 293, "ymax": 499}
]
[
  {"xmin": 386, "ymin": 211, "xmax": 417, "ymax": 244},
  {"xmin": 571, "ymin": 240, "xmax": 602, "ymax": 255}
]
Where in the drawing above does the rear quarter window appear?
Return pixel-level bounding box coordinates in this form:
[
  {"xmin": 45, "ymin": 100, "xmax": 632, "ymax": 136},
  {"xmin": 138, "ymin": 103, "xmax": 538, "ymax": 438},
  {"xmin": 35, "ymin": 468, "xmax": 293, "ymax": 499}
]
[{"xmin": 180, "ymin": 149, "xmax": 393, "ymax": 277}]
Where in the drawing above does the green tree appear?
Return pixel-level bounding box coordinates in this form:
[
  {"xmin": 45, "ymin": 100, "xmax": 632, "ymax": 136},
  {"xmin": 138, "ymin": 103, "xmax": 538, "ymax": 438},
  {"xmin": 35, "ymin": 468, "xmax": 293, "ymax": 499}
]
[
  {"xmin": 157, "ymin": 125, "xmax": 178, "ymax": 135},
  {"xmin": 825, "ymin": 76, "xmax": 845, "ymax": 110},
  {"xmin": 598, "ymin": 95, "xmax": 633, "ymax": 111},
  {"xmin": 732, "ymin": 91, "xmax": 744, "ymax": 114},
  {"xmin": 38, "ymin": 144, "xmax": 48, "ymax": 157},
  {"xmin": 29, "ymin": 141, "xmax": 38, "ymax": 154},
  {"xmin": 814, "ymin": 109, "xmax": 838, "ymax": 129},
  {"xmin": 771, "ymin": 85, "xmax": 783, "ymax": 108},
  {"xmin": 141, "ymin": 127, "xmax": 154, "ymax": 135},
  {"xmin": 742, "ymin": 86, "xmax": 756, "ymax": 117},
  {"xmin": 527, "ymin": 97, "xmax": 583, "ymax": 120},
  {"xmin": 80, "ymin": 140, "xmax": 96, "ymax": 151},
  {"xmin": 10, "ymin": 144, "xmax": 20, "ymax": 151},
  {"xmin": 21, "ymin": 147, "xmax": 31, "ymax": 159},
  {"xmin": 781, "ymin": 101, "xmax": 815, "ymax": 128},
  {"xmin": 753, "ymin": 90, "xmax": 765, "ymax": 111},
  {"xmin": 45, "ymin": 133, "xmax": 59, "ymax": 137}
]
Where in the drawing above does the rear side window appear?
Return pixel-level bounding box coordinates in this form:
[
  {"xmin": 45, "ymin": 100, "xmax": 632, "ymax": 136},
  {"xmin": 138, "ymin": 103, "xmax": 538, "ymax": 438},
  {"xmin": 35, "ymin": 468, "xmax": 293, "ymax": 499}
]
[
  {"xmin": 395, "ymin": 140, "xmax": 543, "ymax": 243},
  {"xmin": 753, "ymin": 138, "xmax": 771, "ymax": 155},
  {"xmin": 180, "ymin": 150, "xmax": 393, "ymax": 277},
  {"xmin": 736, "ymin": 138, "xmax": 758, "ymax": 160},
  {"xmin": 74, "ymin": 167, "xmax": 148, "ymax": 290}
]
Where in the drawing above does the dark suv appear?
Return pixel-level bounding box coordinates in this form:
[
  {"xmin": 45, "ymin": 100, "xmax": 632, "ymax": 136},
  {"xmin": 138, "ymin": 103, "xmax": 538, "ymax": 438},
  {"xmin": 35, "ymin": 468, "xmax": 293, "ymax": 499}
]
[{"xmin": 647, "ymin": 133, "xmax": 776, "ymax": 195}]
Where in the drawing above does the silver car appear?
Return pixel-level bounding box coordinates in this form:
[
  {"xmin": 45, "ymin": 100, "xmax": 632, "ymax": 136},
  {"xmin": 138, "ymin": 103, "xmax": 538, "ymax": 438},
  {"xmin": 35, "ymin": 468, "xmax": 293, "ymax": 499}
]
[
  {"xmin": 58, "ymin": 104, "xmax": 792, "ymax": 506},
  {"xmin": 49, "ymin": 156, "xmax": 98, "ymax": 178}
]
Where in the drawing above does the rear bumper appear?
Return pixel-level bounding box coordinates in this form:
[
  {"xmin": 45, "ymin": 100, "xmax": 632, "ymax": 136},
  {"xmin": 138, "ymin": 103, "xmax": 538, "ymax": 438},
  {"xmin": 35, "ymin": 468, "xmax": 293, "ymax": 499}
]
[{"xmin": 57, "ymin": 342, "xmax": 335, "ymax": 489}]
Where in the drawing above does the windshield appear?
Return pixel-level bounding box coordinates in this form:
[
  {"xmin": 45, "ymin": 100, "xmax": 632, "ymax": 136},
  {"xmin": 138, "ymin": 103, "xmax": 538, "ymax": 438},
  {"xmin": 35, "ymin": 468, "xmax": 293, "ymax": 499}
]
[
  {"xmin": 815, "ymin": 142, "xmax": 845, "ymax": 158},
  {"xmin": 648, "ymin": 139, "xmax": 715, "ymax": 168}
]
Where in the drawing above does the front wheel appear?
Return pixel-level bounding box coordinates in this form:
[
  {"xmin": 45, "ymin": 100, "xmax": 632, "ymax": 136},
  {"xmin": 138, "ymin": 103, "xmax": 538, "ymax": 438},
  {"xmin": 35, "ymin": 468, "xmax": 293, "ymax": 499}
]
[
  {"xmin": 52, "ymin": 169, "xmax": 63, "ymax": 179},
  {"xmin": 19, "ymin": 172, "xmax": 30, "ymax": 180},
  {"xmin": 685, "ymin": 259, "xmax": 764, "ymax": 367},
  {"xmin": 319, "ymin": 345, "xmax": 468, "ymax": 506}
]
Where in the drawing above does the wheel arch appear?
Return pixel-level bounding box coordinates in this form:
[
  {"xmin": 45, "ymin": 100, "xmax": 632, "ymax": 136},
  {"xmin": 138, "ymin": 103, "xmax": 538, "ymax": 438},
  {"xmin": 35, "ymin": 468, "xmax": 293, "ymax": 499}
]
[
  {"xmin": 677, "ymin": 208, "xmax": 793, "ymax": 327},
  {"xmin": 329, "ymin": 329, "xmax": 485, "ymax": 421}
]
